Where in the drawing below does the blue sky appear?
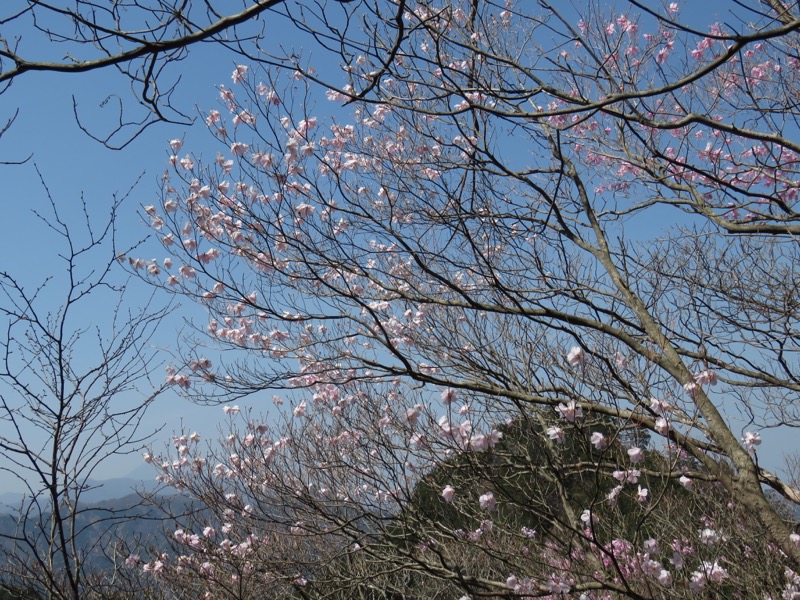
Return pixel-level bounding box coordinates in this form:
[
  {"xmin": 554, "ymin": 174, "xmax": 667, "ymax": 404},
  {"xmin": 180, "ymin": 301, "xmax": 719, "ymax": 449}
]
[
  {"xmin": 0, "ymin": 2, "xmax": 359, "ymax": 494},
  {"xmin": 0, "ymin": 37, "xmax": 260, "ymax": 494}
]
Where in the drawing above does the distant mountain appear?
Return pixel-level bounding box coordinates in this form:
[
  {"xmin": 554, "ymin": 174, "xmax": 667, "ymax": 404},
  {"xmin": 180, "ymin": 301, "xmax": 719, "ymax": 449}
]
[
  {"xmin": 0, "ymin": 462, "xmax": 187, "ymax": 575},
  {"xmin": 79, "ymin": 475, "xmax": 161, "ymax": 504},
  {"xmin": 0, "ymin": 464, "xmax": 171, "ymax": 510},
  {"xmin": 0, "ymin": 492, "xmax": 196, "ymax": 573},
  {"xmin": 0, "ymin": 492, "xmax": 24, "ymax": 508}
]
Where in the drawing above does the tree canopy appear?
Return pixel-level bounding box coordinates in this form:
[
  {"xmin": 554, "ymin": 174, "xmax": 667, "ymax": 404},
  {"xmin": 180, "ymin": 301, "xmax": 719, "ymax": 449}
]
[{"xmin": 4, "ymin": 0, "xmax": 800, "ymax": 598}]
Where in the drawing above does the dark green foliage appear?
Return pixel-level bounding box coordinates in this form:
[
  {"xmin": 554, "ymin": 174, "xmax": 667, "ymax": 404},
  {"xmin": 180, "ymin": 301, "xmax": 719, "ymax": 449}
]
[
  {"xmin": 404, "ymin": 417, "xmax": 613, "ymax": 536},
  {"xmin": 0, "ymin": 584, "xmax": 41, "ymax": 600}
]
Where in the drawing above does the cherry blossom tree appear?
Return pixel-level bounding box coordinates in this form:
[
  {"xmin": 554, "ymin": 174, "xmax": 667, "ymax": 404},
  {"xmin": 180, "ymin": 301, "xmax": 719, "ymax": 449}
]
[
  {"xmin": 0, "ymin": 175, "xmax": 170, "ymax": 600},
  {"xmin": 132, "ymin": 1, "xmax": 800, "ymax": 597}
]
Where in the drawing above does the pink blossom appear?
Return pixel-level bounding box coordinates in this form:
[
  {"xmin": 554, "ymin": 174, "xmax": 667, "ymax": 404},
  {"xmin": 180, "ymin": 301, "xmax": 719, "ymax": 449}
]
[
  {"xmin": 546, "ymin": 579, "xmax": 570, "ymax": 595},
  {"xmin": 441, "ymin": 388, "xmax": 456, "ymax": 405},
  {"xmin": 410, "ymin": 433, "xmax": 427, "ymax": 449},
  {"xmin": 679, "ymin": 475, "xmax": 692, "ymax": 489},
  {"xmin": 742, "ymin": 431, "xmax": 761, "ymax": 451},
  {"xmin": 468, "ymin": 433, "xmax": 490, "ymax": 452},
  {"xmin": 655, "ymin": 417, "xmax": 669, "ymax": 435},
  {"xmin": 295, "ymin": 203, "xmax": 315, "ymax": 218},
  {"xmin": 488, "ymin": 429, "xmax": 503, "ymax": 448},
  {"xmin": 231, "ymin": 65, "xmax": 248, "ymax": 84},
  {"xmin": 232, "ymin": 110, "xmax": 255, "ymax": 127},
  {"xmin": 650, "ymin": 397, "xmax": 670, "ymax": 415},
  {"xmin": 643, "ymin": 538, "xmax": 659, "ymax": 555},
  {"xmin": 555, "ymin": 400, "xmax": 582, "ymax": 422},
  {"xmin": 442, "ymin": 485, "xmax": 456, "ymax": 503},
  {"xmin": 546, "ymin": 425, "xmax": 565, "ymax": 444},
  {"xmin": 166, "ymin": 373, "xmax": 190, "ymax": 388},
  {"xmin": 590, "ymin": 431, "xmax": 607, "ymax": 450},
  {"xmin": 580, "ymin": 509, "xmax": 598, "ymax": 525},
  {"xmin": 169, "ymin": 139, "xmax": 182, "ymax": 152},
  {"xmin": 673, "ymin": 545, "xmax": 695, "ymax": 571},
  {"xmin": 635, "ymin": 485, "xmax": 648, "ymax": 503},
  {"xmin": 479, "ymin": 492, "xmax": 496, "ymax": 511},
  {"xmin": 326, "ymin": 89, "xmax": 349, "ymax": 103},
  {"xmin": 125, "ymin": 554, "xmax": 141, "ymax": 567},
  {"xmin": 616, "ymin": 14, "xmax": 637, "ymax": 35},
  {"xmin": 694, "ymin": 561, "xmax": 727, "ymax": 585},
  {"xmin": 223, "ymin": 405, "xmax": 240, "ymax": 415},
  {"xmin": 566, "ymin": 345, "xmax": 585, "ymax": 367},
  {"xmin": 627, "ymin": 446, "xmax": 645, "ymax": 463},
  {"xmin": 252, "ymin": 152, "xmax": 274, "ymax": 168},
  {"xmin": 406, "ymin": 404, "xmax": 422, "ymax": 424},
  {"xmin": 699, "ymin": 528, "xmax": 719, "ymax": 544},
  {"xmin": 613, "ymin": 469, "xmax": 641, "ymax": 484},
  {"xmin": 206, "ymin": 109, "xmax": 221, "ymax": 126},
  {"xmin": 179, "ymin": 155, "xmax": 194, "ymax": 170},
  {"xmin": 642, "ymin": 558, "xmax": 661, "ymax": 577},
  {"xmin": 231, "ymin": 142, "xmax": 250, "ymax": 156},
  {"xmin": 293, "ymin": 401, "xmax": 307, "ymax": 417},
  {"xmin": 694, "ymin": 369, "xmax": 718, "ymax": 386},
  {"xmin": 298, "ymin": 117, "xmax": 317, "ymax": 133}
]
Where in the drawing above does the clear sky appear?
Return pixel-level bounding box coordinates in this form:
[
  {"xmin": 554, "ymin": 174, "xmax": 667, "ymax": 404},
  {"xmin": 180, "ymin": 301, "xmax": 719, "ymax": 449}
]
[
  {"xmin": 0, "ymin": 27, "xmax": 269, "ymax": 494},
  {"xmin": 0, "ymin": 2, "xmax": 358, "ymax": 495},
  {"xmin": 0, "ymin": 1, "xmax": 795, "ymax": 497}
]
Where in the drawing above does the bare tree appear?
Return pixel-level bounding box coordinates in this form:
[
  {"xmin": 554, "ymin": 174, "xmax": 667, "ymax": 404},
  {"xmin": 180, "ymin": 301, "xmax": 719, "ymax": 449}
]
[
  {"xmin": 123, "ymin": 0, "xmax": 800, "ymax": 597},
  {"xmin": 0, "ymin": 0, "xmax": 372, "ymax": 148},
  {"xmin": 0, "ymin": 172, "xmax": 170, "ymax": 600}
]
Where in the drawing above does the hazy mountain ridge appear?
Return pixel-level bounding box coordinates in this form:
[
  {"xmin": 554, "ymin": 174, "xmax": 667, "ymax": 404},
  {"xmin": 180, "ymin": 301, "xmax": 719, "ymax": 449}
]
[
  {"xmin": 0, "ymin": 488, "xmax": 191, "ymax": 574},
  {"xmin": 0, "ymin": 463, "xmax": 170, "ymax": 508}
]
